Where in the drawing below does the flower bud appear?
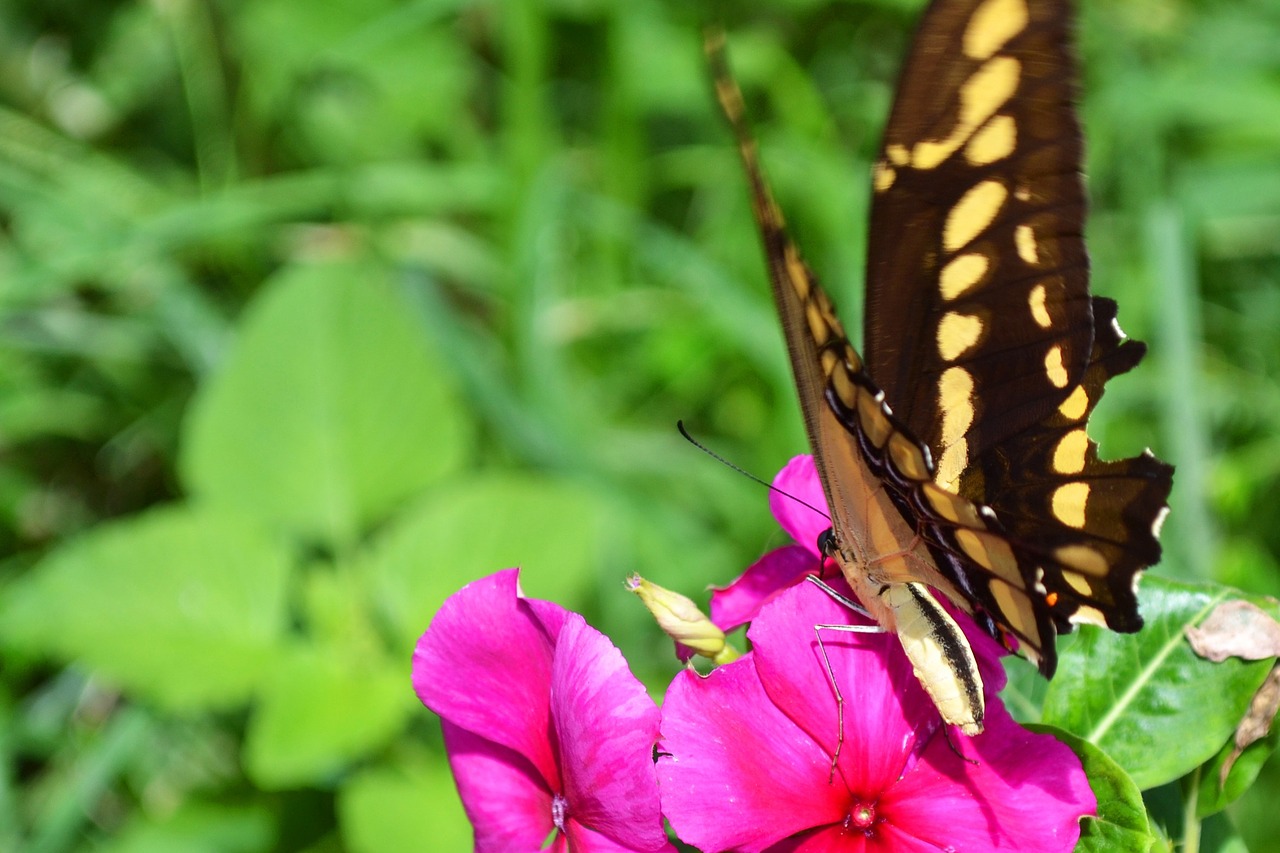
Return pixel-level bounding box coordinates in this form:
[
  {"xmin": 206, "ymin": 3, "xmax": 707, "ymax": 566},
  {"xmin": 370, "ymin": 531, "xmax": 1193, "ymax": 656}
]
[{"xmin": 626, "ymin": 574, "xmax": 740, "ymax": 665}]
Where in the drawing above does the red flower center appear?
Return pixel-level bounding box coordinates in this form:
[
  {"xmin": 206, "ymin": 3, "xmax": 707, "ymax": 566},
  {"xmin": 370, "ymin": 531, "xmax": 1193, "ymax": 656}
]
[{"xmin": 848, "ymin": 800, "xmax": 877, "ymax": 832}]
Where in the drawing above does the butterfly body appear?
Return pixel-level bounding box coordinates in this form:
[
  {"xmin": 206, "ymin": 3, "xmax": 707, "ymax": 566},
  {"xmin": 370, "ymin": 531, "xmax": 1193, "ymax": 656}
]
[{"xmin": 708, "ymin": 0, "xmax": 1173, "ymax": 734}]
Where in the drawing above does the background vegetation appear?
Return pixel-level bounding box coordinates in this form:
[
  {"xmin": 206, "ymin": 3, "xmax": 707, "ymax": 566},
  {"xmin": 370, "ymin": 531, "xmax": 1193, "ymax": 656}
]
[{"xmin": 1, "ymin": 0, "xmax": 1277, "ymax": 849}]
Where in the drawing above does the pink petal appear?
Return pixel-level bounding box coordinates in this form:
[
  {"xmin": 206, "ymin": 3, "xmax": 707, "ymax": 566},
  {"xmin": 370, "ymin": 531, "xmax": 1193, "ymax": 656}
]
[
  {"xmin": 565, "ymin": 820, "xmax": 678, "ymax": 853},
  {"xmin": 441, "ymin": 721, "xmax": 556, "ymax": 853},
  {"xmin": 551, "ymin": 614, "xmax": 669, "ymax": 852},
  {"xmin": 525, "ymin": 594, "xmax": 570, "ymax": 640},
  {"xmin": 749, "ymin": 581, "xmax": 936, "ymax": 792},
  {"xmin": 413, "ymin": 568, "xmax": 561, "ymax": 785},
  {"xmin": 766, "ymin": 824, "xmax": 871, "ymax": 852},
  {"xmin": 658, "ymin": 662, "xmax": 848, "ymax": 853},
  {"xmin": 769, "ymin": 455, "xmax": 830, "ymax": 554},
  {"xmin": 710, "ymin": 544, "xmax": 817, "ymax": 631},
  {"xmin": 883, "ymin": 701, "xmax": 1094, "ymax": 852}
]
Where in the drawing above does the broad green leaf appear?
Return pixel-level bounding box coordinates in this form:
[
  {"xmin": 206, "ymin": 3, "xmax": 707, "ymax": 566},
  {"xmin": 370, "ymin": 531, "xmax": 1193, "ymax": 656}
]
[
  {"xmin": 1044, "ymin": 577, "xmax": 1272, "ymax": 790},
  {"xmin": 368, "ymin": 473, "xmax": 605, "ymax": 652},
  {"xmin": 1033, "ymin": 726, "xmax": 1154, "ymax": 853},
  {"xmin": 243, "ymin": 643, "xmax": 412, "ymax": 789},
  {"xmin": 1196, "ymin": 721, "xmax": 1278, "ymax": 819},
  {"xmin": 338, "ymin": 759, "xmax": 470, "ymax": 852},
  {"xmin": 0, "ymin": 505, "xmax": 289, "ymax": 710},
  {"xmin": 1000, "ymin": 655, "xmax": 1048, "ymax": 724},
  {"xmin": 181, "ymin": 259, "xmax": 468, "ymax": 547}
]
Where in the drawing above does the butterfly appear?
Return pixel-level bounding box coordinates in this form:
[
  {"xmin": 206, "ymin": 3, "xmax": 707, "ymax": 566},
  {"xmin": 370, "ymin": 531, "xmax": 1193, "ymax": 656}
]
[{"xmin": 708, "ymin": 0, "xmax": 1174, "ymax": 735}]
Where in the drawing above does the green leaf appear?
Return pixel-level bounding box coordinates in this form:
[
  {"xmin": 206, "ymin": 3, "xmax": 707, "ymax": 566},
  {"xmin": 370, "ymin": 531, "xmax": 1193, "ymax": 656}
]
[
  {"xmin": 1196, "ymin": 721, "xmax": 1279, "ymax": 819},
  {"xmin": 243, "ymin": 643, "xmax": 412, "ymax": 789},
  {"xmin": 0, "ymin": 505, "xmax": 290, "ymax": 710},
  {"xmin": 369, "ymin": 472, "xmax": 605, "ymax": 652},
  {"xmin": 1000, "ymin": 655, "xmax": 1048, "ymax": 724},
  {"xmin": 1031, "ymin": 726, "xmax": 1155, "ymax": 853},
  {"xmin": 338, "ymin": 759, "xmax": 471, "ymax": 852},
  {"xmin": 1044, "ymin": 577, "xmax": 1272, "ymax": 790},
  {"xmin": 181, "ymin": 259, "xmax": 468, "ymax": 547}
]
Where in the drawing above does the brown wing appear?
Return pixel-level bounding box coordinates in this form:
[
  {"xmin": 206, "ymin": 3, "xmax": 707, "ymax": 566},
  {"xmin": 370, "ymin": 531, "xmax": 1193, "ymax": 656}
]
[{"xmin": 864, "ymin": 0, "xmax": 1091, "ymax": 489}]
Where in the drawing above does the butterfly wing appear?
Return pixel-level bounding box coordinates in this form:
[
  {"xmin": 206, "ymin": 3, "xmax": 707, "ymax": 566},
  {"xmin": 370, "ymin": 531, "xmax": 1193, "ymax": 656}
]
[
  {"xmin": 708, "ymin": 29, "xmax": 987, "ymax": 734},
  {"xmin": 862, "ymin": 0, "xmax": 1172, "ymax": 673}
]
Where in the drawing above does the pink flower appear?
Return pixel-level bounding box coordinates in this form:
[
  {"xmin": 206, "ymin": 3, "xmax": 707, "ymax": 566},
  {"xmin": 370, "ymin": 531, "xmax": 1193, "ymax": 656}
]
[
  {"xmin": 414, "ymin": 569, "xmax": 674, "ymax": 852},
  {"xmin": 659, "ymin": 581, "xmax": 1095, "ymax": 852},
  {"xmin": 710, "ymin": 455, "xmax": 837, "ymax": 631}
]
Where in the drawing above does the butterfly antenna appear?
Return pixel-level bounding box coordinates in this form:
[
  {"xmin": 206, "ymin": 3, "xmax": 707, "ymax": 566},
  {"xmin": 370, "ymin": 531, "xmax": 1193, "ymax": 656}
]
[{"xmin": 676, "ymin": 421, "xmax": 830, "ymax": 522}]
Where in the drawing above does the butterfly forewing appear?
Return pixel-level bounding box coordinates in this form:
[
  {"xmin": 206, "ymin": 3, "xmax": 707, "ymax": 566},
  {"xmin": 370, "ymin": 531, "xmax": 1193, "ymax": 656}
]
[
  {"xmin": 865, "ymin": 0, "xmax": 1090, "ymax": 490},
  {"xmin": 708, "ymin": 29, "xmax": 988, "ymax": 733}
]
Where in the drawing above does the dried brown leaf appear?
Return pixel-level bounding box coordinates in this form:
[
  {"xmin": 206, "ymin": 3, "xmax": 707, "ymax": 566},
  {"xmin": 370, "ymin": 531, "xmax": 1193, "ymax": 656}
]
[{"xmin": 1186, "ymin": 600, "xmax": 1280, "ymax": 662}]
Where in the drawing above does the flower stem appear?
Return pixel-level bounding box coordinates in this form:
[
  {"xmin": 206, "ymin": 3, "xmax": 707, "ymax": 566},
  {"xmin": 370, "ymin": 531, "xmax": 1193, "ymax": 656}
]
[{"xmin": 1182, "ymin": 765, "xmax": 1201, "ymax": 853}]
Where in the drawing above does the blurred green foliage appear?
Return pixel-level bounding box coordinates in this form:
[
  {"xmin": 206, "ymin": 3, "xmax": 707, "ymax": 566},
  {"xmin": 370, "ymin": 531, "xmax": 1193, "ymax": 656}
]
[{"xmin": 0, "ymin": 0, "xmax": 1277, "ymax": 849}]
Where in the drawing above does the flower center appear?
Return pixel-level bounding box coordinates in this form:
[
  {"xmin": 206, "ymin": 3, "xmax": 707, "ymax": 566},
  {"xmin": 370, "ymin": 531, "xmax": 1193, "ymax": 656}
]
[
  {"xmin": 551, "ymin": 793, "xmax": 569, "ymax": 832},
  {"xmin": 848, "ymin": 800, "xmax": 876, "ymax": 831}
]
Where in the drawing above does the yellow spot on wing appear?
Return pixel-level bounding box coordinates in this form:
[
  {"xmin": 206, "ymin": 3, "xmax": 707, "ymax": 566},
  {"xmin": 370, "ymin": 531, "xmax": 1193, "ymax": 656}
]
[
  {"xmin": 886, "ymin": 144, "xmax": 910, "ymax": 166},
  {"xmin": 1056, "ymin": 544, "xmax": 1109, "ymax": 577},
  {"xmin": 1070, "ymin": 605, "xmax": 1108, "ymax": 627},
  {"xmin": 783, "ymin": 247, "xmax": 811, "ymax": 300},
  {"xmin": 1029, "ymin": 283, "xmax": 1052, "ymax": 328},
  {"xmin": 914, "ymin": 57, "xmax": 1021, "ymax": 170},
  {"xmin": 937, "ymin": 312, "xmax": 984, "ymax": 361},
  {"xmin": 936, "ymin": 440, "xmax": 968, "ymax": 492},
  {"xmin": 857, "ymin": 394, "xmax": 892, "ymax": 449},
  {"xmin": 1016, "ymin": 224, "xmax": 1039, "ymax": 265},
  {"xmin": 805, "ymin": 303, "xmax": 830, "ymax": 345},
  {"xmin": 955, "ymin": 528, "xmax": 1021, "ymax": 586},
  {"xmin": 874, "ymin": 161, "xmax": 896, "ymax": 192},
  {"xmin": 1052, "ymin": 482, "xmax": 1090, "ymax": 528},
  {"xmin": 991, "ymin": 579, "xmax": 1037, "ymax": 641},
  {"xmin": 1059, "ymin": 385, "xmax": 1089, "ymax": 420},
  {"xmin": 964, "ymin": 0, "xmax": 1030, "ymax": 60},
  {"xmin": 939, "ymin": 367, "xmax": 975, "ymax": 444},
  {"xmin": 922, "ymin": 483, "xmax": 983, "ymax": 526},
  {"xmin": 1062, "ymin": 572, "xmax": 1093, "ymax": 596},
  {"xmin": 944, "ymin": 180, "xmax": 1009, "ymax": 252},
  {"xmin": 831, "ymin": 365, "xmax": 858, "ymax": 409},
  {"xmin": 888, "ymin": 433, "xmax": 930, "ymax": 481},
  {"xmin": 1044, "ymin": 344, "xmax": 1069, "ymax": 388},
  {"xmin": 965, "ymin": 114, "xmax": 1017, "ymax": 166},
  {"xmin": 1052, "ymin": 429, "xmax": 1089, "ymax": 474},
  {"xmin": 940, "ymin": 253, "xmax": 989, "ymax": 301}
]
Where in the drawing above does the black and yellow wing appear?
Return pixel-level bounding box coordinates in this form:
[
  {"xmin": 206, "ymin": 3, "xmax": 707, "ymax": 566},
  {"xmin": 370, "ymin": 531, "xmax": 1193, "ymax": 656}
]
[
  {"xmin": 709, "ymin": 0, "xmax": 1173, "ymax": 699},
  {"xmin": 862, "ymin": 0, "xmax": 1172, "ymax": 673}
]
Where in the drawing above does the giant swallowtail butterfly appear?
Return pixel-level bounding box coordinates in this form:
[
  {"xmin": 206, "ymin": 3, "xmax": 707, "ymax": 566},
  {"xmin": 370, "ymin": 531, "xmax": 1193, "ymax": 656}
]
[{"xmin": 709, "ymin": 0, "xmax": 1173, "ymax": 734}]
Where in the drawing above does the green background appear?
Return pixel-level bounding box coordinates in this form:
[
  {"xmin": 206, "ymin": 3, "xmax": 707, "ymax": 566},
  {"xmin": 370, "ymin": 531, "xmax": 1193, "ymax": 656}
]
[{"xmin": 1, "ymin": 0, "xmax": 1277, "ymax": 849}]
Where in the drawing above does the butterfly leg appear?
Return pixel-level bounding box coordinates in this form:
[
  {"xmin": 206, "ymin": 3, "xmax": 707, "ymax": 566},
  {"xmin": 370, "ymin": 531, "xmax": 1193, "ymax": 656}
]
[
  {"xmin": 805, "ymin": 574, "xmax": 874, "ymax": 619},
  {"xmin": 812, "ymin": 618, "xmax": 883, "ymax": 779}
]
